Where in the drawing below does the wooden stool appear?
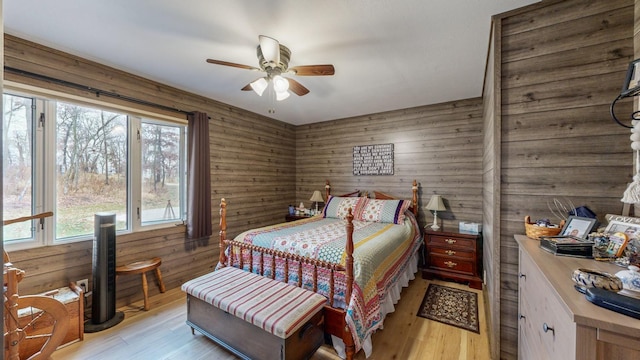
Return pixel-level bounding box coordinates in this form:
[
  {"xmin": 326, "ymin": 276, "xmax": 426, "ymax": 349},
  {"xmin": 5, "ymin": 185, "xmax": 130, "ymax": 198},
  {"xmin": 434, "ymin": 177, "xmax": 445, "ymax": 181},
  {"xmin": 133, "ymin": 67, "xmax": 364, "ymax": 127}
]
[{"xmin": 115, "ymin": 257, "xmax": 166, "ymax": 311}]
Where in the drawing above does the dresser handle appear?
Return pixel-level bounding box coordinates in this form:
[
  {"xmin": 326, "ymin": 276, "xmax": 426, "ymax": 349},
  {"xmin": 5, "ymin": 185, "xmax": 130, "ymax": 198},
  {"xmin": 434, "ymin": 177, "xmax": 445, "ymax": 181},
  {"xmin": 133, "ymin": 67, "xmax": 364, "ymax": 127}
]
[
  {"xmin": 519, "ymin": 273, "xmax": 526, "ymax": 279},
  {"xmin": 543, "ymin": 323, "xmax": 554, "ymax": 334},
  {"xmin": 445, "ymin": 250, "xmax": 456, "ymax": 256},
  {"xmin": 445, "ymin": 238, "xmax": 456, "ymax": 244},
  {"xmin": 444, "ymin": 261, "xmax": 457, "ymax": 268}
]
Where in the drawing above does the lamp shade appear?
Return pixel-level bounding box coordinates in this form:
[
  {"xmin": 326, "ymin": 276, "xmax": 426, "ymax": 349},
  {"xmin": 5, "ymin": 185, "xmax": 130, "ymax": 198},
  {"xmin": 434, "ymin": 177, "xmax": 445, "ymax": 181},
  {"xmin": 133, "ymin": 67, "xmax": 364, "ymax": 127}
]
[
  {"xmin": 250, "ymin": 77, "xmax": 268, "ymax": 96},
  {"xmin": 426, "ymin": 195, "xmax": 446, "ymax": 211},
  {"xmin": 310, "ymin": 190, "xmax": 324, "ymax": 203}
]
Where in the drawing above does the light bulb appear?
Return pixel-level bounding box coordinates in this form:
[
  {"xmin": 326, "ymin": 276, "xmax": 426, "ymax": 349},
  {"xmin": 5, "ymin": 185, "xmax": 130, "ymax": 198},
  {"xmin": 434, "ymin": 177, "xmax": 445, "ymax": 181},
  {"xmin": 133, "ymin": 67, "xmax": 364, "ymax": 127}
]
[{"xmin": 272, "ymin": 75, "xmax": 289, "ymax": 92}]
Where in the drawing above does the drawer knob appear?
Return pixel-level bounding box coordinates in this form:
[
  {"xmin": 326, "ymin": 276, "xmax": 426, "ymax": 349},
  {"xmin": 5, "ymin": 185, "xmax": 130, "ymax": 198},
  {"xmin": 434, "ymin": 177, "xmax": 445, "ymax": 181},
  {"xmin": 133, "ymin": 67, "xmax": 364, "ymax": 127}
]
[
  {"xmin": 445, "ymin": 238, "xmax": 457, "ymax": 244},
  {"xmin": 519, "ymin": 273, "xmax": 526, "ymax": 279},
  {"xmin": 543, "ymin": 323, "xmax": 554, "ymax": 334},
  {"xmin": 519, "ymin": 314, "xmax": 526, "ymax": 320},
  {"xmin": 444, "ymin": 261, "xmax": 457, "ymax": 268},
  {"xmin": 445, "ymin": 250, "xmax": 456, "ymax": 256}
]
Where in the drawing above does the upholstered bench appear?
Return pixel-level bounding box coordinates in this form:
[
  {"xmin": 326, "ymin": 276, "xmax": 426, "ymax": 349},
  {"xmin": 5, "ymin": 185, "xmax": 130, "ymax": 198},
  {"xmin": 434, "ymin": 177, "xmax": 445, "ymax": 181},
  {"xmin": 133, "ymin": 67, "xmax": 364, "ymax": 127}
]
[{"xmin": 181, "ymin": 266, "xmax": 326, "ymax": 360}]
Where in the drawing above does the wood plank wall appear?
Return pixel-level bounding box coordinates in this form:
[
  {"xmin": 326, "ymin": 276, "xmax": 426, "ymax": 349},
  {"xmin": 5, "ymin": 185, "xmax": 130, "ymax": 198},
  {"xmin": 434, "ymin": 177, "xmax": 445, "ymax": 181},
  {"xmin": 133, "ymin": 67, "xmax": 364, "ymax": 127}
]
[
  {"xmin": 495, "ymin": 0, "xmax": 634, "ymax": 358},
  {"xmin": 295, "ymin": 98, "xmax": 485, "ymax": 232},
  {"xmin": 482, "ymin": 19, "xmax": 501, "ymax": 360},
  {"xmin": 3, "ymin": 35, "xmax": 296, "ymax": 309}
]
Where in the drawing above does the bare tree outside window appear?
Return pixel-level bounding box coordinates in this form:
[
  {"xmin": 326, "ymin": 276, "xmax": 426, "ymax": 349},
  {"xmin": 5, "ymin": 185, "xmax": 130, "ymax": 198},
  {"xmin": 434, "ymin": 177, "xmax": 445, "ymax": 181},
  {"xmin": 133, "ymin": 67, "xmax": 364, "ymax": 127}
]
[
  {"xmin": 140, "ymin": 122, "xmax": 182, "ymax": 224},
  {"xmin": 56, "ymin": 102, "xmax": 128, "ymax": 239},
  {"xmin": 2, "ymin": 94, "xmax": 34, "ymax": 241}
]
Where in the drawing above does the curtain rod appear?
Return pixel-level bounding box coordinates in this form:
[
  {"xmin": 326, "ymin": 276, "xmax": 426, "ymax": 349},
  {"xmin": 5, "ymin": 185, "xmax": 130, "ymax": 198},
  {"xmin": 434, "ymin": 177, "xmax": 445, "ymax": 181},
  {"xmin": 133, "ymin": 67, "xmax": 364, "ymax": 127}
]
[{"xmin": 4, "ymin": 66, "xmax": 202, "ymax": 118}]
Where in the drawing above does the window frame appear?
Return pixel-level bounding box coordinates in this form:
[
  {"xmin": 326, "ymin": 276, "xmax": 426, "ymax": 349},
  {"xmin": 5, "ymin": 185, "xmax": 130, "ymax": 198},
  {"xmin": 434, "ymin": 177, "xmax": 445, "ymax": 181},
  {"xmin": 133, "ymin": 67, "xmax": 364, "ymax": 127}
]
[{"xmin": 3, "ymin": 85, "xmax": 188, "ymax": 251}]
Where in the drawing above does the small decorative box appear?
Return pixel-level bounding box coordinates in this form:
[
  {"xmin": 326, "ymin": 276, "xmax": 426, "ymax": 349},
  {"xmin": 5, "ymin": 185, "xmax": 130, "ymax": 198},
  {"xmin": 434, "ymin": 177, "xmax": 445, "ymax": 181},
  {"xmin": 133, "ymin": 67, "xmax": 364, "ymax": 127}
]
[{"xmin": 459, "ymin": 221, "xmax": 482, "ymax": 234}]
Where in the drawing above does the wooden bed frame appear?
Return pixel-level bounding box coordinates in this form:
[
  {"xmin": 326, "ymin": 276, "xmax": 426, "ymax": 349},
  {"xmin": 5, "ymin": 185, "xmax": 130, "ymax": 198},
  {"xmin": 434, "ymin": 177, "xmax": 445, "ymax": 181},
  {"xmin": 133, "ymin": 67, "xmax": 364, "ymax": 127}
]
[{"xmin": 217, "ymin": 180, "xmax": 419, "ymax": 360}]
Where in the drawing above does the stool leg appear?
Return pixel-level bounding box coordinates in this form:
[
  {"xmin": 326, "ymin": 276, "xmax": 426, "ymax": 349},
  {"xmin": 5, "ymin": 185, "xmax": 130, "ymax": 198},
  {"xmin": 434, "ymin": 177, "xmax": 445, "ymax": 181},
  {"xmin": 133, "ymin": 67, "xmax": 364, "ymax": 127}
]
[
  {"xmin": 155, "ymin": 267, "xmax": 166, "ymax": 293},
  {"xmin": 142, "ymin": 272, "xmax": 149, "ymax": 311}
]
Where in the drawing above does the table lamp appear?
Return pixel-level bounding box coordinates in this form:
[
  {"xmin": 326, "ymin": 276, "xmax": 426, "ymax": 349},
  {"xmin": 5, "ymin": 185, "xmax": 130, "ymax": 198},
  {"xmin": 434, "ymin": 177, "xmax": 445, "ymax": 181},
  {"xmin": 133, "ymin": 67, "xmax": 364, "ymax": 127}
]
[
  {"xmin": 426, "ymin": 195, "xmax": 446, "ymax": 231},
  {"xmin": 310, "ymin": 190, "xmax": 325, "ymax": 215}
]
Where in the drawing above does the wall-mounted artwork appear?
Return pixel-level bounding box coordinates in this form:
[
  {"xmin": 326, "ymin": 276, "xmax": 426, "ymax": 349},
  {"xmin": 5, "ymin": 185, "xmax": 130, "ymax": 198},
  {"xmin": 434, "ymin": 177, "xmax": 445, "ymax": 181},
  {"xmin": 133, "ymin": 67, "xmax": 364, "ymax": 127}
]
[{"xmin": 353, "ymin": 144, "xmax": 394, "ymax": 175}]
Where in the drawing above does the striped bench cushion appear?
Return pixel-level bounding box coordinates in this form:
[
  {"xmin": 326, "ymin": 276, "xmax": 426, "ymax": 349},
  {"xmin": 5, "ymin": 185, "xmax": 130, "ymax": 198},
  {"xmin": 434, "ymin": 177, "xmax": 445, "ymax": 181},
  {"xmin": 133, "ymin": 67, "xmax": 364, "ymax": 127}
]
[{"xmin": 182, "ymin": 267, "xmax": 327, "ymax": 339}]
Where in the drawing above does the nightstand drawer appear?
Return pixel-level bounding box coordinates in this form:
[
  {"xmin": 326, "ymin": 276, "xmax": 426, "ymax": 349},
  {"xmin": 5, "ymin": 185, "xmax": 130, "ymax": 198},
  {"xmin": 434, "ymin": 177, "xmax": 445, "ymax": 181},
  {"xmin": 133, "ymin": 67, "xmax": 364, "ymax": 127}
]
[
  {"xmin": 428, "ymin": 246, "xmax": 474, "ymax": 259},
  {"xmin": 423, "ymin": 230, "xmax": 482, "ymax": 289},
  {"xmin": 428, "ymin": 255, "xmax": 475, "ymax": 275},
  {"xmin": 428, "ymin": 234, "xmax": 475, "ymax": 249}
]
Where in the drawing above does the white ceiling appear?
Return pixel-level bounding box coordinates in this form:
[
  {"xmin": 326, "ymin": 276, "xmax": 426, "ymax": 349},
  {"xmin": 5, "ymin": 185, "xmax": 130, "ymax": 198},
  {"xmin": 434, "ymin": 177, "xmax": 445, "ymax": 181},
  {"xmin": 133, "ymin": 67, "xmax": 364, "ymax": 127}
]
[{"xmin": 4, "ymin": 0, "xmax": 539, "ymax": 125}]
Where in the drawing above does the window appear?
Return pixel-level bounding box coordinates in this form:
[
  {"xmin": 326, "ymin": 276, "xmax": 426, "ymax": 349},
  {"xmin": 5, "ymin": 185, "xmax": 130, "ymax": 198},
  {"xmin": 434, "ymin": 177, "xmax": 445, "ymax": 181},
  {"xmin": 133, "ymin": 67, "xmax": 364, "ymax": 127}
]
[
  {"xmin": 2, "ymin": 91, "xmax": 187, "ymax": 249},
  {"xmin": 56, "ymin": 102, "xmax": 128, "ymax": 239},
  {"xmin": 2, "ymin": 94, "xmax": 37, "ymax": 242},
  {"xmin": 139, "ymin": 120, "xmax": 185, "ymax": 225}
]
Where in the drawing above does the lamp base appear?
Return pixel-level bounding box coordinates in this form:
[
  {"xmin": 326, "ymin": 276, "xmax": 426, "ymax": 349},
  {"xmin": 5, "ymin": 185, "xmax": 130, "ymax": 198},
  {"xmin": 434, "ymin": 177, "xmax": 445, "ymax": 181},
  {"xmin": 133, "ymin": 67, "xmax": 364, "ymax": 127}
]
[{"xmin": 430, "ymin": 212, "xmax": 441, "ymax": 231}]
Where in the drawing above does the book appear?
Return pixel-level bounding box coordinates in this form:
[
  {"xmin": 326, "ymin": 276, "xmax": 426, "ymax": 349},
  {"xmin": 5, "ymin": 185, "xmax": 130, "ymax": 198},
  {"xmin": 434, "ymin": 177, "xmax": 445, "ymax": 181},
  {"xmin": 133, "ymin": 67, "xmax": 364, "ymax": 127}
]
[{"xmin": 539, "ymin": 235, "xmax": 594, "ymax": 258}]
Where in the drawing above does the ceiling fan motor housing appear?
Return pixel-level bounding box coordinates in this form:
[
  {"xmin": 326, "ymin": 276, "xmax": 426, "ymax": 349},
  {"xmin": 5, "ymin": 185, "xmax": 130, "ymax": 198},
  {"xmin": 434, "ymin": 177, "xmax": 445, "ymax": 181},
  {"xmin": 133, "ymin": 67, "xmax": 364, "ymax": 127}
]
[{"xmin": 257, "ymin": 44, "xmax": 291, "ymax": 72}]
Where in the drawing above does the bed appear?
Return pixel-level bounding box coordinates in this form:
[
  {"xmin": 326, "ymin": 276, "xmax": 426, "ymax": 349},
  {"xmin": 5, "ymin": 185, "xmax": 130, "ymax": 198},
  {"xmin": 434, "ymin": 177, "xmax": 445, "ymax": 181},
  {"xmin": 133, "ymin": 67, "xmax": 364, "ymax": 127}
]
[{"xmin": 216, "ymin": 180, "xmax": 422, "ymax": 359}]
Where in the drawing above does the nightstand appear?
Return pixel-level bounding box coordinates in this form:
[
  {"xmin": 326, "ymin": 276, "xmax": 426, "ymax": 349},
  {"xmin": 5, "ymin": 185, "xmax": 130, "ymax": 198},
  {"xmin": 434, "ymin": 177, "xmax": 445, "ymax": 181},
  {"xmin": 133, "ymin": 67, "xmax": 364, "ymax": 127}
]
[
  {"xmin": 422, "ymin": 229, "xmax": 483, "ymax": 289},
  {"xmin": 285, "ymin": 214, "xmax": 311, "ymax": 222}
]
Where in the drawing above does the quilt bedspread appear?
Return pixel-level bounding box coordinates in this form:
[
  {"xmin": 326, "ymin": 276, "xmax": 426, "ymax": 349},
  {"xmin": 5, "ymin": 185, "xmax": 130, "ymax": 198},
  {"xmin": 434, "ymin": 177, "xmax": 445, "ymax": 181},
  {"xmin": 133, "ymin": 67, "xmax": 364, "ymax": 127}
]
[{"xmin": 231, "ymin": 213, "xmax": 422, "ymax": 352}]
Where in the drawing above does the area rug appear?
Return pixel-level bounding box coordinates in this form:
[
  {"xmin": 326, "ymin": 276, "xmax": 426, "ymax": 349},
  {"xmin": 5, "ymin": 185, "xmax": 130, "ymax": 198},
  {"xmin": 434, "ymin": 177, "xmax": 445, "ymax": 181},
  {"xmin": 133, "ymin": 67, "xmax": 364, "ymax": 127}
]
[{"xmin": 417, "ymin": 283, "xmax": 479, "ymax": 333}]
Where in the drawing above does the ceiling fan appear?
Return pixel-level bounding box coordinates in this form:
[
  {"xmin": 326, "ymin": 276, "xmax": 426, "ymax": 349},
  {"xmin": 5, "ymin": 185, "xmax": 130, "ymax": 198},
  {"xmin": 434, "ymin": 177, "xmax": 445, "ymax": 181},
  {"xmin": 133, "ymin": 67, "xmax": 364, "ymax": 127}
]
[{"xmin": 206, "ymin": 35, "xmax": 335, "ymax": 101}]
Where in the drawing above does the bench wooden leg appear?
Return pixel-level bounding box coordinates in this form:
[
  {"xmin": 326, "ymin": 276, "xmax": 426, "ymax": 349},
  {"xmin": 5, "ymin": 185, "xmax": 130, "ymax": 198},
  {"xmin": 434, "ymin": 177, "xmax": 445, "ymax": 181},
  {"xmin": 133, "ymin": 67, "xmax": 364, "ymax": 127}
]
[
  {"xmin": 155, "ymin": 267, "xmax": 166, "ymax": 293},
  {"xmin": 141, "ymin": 272, "xmax": 149, "ymax": 311}
]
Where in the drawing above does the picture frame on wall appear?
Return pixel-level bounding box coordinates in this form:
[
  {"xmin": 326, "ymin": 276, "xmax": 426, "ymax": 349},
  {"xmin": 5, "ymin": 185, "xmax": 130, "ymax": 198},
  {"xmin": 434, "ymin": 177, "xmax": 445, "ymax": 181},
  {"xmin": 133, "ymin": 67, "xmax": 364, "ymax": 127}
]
[{"xmin": 560, "ymin": 216, "xmax": 597, "ymax": 239}]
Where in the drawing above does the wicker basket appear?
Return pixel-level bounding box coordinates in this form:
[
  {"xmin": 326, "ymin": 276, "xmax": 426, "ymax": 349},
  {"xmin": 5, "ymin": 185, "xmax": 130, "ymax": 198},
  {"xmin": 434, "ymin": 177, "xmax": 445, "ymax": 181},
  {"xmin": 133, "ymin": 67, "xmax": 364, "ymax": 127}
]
[{"xmin": 524, "ymin": 216, "xmax": 565, "ymax": 239}]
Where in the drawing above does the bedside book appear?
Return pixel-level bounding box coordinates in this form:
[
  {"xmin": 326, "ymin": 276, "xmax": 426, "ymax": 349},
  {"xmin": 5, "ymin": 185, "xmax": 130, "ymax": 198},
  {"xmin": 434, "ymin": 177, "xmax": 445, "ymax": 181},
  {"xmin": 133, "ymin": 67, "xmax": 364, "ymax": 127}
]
[{"xmin": 539, "ymin": 235, "xmax": 594, "ymax": 258}]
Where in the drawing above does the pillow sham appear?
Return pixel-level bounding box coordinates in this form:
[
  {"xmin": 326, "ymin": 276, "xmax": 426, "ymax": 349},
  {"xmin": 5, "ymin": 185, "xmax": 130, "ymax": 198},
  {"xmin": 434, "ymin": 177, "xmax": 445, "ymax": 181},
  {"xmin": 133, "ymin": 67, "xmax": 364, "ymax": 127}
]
[
  {"xmin": 357, "ymin": 198, "xmax": 411, "ymax": 225},
  {"xmin": 323, "ymin": 196, "xmax": 366, "ymax": 219}
]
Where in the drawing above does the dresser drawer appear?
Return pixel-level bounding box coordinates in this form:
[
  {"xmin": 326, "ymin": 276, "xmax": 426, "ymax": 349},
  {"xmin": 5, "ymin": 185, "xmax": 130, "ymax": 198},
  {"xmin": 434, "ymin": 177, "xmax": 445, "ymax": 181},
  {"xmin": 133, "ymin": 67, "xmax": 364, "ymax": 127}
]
[
  {"xmin": 518, "ymin": 249, "xmax": 575, "ymax": 360},
  {"xmin": 428, "ymin": 234, "xmax": 475, "ymax": 249},
  {"xmin": 428, "ymin": 246, "xmax": 475, "ymax": 259},
  {"xmin": 428, "ymin": 254, "xmax": 475, "ymax": 275}
]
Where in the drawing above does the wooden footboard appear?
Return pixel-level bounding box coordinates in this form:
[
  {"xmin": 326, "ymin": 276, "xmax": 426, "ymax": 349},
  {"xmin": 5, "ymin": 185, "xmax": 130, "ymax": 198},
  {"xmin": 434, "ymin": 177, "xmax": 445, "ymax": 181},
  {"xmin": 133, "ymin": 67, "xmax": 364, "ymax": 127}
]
[{"xmin": 218, "ymin": 197, "xmax": 356, "ymax": 360}]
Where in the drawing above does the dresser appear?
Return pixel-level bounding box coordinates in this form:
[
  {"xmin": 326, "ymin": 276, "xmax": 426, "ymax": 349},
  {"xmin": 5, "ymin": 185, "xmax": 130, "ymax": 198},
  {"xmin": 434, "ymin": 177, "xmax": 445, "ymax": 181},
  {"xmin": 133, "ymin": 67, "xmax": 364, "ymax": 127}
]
[
  {"xmin": 516, "ymin": 234, "xmax": 640, "ymax": 360},
  {"xmin": 422, "ymin": 230, "xmax": 482, "ymax": 289}
]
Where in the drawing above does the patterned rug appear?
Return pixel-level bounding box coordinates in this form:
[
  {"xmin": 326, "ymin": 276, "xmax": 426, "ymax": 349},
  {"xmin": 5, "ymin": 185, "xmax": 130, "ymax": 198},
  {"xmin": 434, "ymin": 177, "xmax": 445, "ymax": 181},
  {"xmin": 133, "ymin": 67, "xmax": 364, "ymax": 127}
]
[{"xmin": 417, "ymin": 283, "xmax": 479, "ymax": 333}]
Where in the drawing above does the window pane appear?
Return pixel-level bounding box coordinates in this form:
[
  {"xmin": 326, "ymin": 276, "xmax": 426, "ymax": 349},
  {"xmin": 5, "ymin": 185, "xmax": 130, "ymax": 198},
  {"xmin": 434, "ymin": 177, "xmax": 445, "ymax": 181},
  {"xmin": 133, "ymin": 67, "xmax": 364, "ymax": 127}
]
[
  {"xmin": 140, "ymin": 121, "xmax": 182, "ymax": 224},
  {"xmin": 56, "ymin": 102, "xmax": 128, "ymax": 239},
  {"xmin": 2, "ymin": 94, "xmax": 34, "ymax": 242}
]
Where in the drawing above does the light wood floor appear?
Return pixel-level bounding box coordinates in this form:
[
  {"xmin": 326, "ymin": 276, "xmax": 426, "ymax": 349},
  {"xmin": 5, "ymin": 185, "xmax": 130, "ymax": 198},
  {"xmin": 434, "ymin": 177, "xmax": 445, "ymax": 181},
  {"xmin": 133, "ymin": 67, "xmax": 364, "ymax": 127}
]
[{"xmin": 52, "ymin": 277, "xmax": 490, "ymax": 360}]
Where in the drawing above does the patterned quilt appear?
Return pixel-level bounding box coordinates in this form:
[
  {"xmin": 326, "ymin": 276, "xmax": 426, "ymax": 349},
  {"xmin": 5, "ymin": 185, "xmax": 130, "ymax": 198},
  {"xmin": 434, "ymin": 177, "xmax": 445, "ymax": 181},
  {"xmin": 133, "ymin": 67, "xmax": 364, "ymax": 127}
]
[{"xmin": 231, "ymin": 212, "xmax": 422, "ymax": 352}]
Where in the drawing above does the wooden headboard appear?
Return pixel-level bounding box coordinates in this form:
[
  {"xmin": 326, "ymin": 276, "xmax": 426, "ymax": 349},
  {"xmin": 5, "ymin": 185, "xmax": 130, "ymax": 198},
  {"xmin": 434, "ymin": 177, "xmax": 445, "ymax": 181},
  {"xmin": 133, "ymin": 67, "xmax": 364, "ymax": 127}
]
[
  {"xmin": 324, "ymin": 179, "xmax": 419, "ymax": 217},
  {"xmin": 372, "ymin": 180, "xmax": 419, "ymax": 216}
]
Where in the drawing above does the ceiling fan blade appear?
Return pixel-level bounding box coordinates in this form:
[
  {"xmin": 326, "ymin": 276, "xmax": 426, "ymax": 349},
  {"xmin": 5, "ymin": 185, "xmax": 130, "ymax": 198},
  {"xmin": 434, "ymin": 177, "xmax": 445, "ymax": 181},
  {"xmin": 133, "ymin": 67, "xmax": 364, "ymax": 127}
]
[
  {"xmin": 285, "ymin": 77, "xmax": 310, "ymax": 96},
  {"xmin": 206, "ymin": 59, "xmax": 260, "ymax": 71},
  {"xmin": 289, "ymin": 64, "xmax": 335, "ymax": 76},
  {"xmin": 259, "ymin": 35, "xmax": 280, "ymax": 65}
]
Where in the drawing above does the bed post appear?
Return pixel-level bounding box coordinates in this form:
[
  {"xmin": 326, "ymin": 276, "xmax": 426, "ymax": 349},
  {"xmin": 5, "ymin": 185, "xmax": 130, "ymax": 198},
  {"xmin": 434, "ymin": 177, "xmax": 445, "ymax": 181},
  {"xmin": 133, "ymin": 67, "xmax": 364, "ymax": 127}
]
[
  {"xmin": 219, "ymin": 198, "xmax": 227, "ymax": 266},
  {"xmin": 344, "ymin": 207, "xmax": 355, "ymax": 360},
  {"xmin": 411, "ymin": 179, "xmax": 418, "ymax": 216},
  {"xmin": 325, "ymin": 179, "xmax": 331, "ymax": 200},
  {"xmin": 345, "ymin": 208, "xmax": 354, "ymax": 304}
]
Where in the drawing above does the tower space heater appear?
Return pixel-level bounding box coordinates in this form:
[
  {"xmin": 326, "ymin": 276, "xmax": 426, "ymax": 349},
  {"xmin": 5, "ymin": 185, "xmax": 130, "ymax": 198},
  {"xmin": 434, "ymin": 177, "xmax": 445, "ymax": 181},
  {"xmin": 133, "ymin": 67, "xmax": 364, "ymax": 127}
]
[{"xmin": 84, "ymin": 212, "xmax": 124, "ymax": 332}]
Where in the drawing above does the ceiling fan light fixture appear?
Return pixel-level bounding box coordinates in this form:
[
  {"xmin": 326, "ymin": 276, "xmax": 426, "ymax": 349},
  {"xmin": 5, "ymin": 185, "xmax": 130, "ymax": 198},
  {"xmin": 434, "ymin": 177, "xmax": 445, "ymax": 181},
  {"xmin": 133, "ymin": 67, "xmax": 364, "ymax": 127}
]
[
  {"xmin": 276, "ymin": 90, "xmax": 290, "ymax": 101},
  {"xmin": 250, "ymin": 77, "xmax": 268, "ymax": 96},
  {"xmin": 272, "ymin": 75, "xmax": 289, "ymax": 92}
]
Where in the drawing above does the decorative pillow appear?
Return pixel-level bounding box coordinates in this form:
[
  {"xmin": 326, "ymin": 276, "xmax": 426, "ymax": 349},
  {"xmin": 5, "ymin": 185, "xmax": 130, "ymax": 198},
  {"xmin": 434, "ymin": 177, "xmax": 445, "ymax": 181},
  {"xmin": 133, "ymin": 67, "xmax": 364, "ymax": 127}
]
[
  {"xmin": 323, "ymin": 196, "xmax": 366, "ymax": 219},
  {"xmin": 357, "ymin": 198, "xmax": 411, "ymax": 224}
]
